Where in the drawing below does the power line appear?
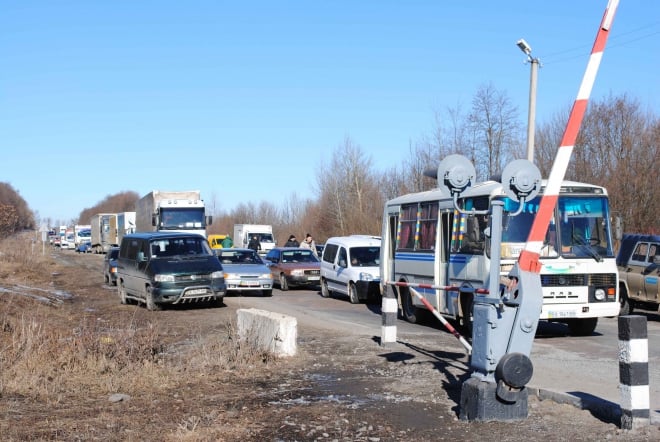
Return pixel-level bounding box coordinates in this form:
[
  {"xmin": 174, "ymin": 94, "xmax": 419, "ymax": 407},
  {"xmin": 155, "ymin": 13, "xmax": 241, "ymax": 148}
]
[{"xmin": 542, "ymin": 23, "xmax": 659, "ymax": 66}]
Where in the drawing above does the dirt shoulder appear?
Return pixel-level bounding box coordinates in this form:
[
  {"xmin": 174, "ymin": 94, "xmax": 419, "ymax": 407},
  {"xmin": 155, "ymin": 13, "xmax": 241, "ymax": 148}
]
[{"xmin": 1, "ymin": 249, "xmax": 657, "ymax": 441}]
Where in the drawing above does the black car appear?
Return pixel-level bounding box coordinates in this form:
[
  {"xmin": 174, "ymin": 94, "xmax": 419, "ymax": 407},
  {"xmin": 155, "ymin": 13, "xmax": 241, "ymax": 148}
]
[{"xmin": 103, "ymin": 247, "xmax": 120, "ymax": 286}]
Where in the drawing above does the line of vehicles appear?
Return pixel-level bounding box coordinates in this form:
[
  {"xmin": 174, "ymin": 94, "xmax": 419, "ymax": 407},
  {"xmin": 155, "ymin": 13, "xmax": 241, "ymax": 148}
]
[{"xmin": 54, "ymin": 183, "xmax": 657, "ymax": 336}]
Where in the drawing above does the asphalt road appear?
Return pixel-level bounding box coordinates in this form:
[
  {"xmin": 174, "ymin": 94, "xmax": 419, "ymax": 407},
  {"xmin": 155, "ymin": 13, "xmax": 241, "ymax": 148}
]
[{"xmin": 224, "ymin": 286, "xmax": 660, "ymax": 424}]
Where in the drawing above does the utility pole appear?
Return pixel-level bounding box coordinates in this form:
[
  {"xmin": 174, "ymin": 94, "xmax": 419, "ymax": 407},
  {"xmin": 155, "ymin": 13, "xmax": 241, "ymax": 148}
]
[{"xmin": 517, "ymin": 39, "xmax": 541, "ymax": 163}]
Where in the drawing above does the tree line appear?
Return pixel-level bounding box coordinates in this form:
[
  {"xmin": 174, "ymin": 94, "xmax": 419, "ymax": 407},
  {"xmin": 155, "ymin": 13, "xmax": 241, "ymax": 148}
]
[{"xmin": 2, "ymin": 89, "xmax": 657, "ymax": 243}]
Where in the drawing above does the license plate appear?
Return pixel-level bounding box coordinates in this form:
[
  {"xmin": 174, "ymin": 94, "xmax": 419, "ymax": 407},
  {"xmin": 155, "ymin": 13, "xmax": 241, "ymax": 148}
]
[
  {"xmin": 187, "ymin": 288, "xmax": 208, "ymax": 295},
  {"xmin": 547, "ymin": 310, "xmax": 576, "ymax": 318},
  {"xmin": 240, "ymin": 281, "xmax": 259, "ymax": 287},
  {"xmin": 307, "ymin": 276, "xmax": 320, "ymax": 281}
]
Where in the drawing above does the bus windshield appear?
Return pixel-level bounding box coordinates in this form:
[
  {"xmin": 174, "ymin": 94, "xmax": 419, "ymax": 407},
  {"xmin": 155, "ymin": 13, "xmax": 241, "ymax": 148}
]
[{"xmin": 499, "ymin": 195, "xmax": 614, "ymax": 260}]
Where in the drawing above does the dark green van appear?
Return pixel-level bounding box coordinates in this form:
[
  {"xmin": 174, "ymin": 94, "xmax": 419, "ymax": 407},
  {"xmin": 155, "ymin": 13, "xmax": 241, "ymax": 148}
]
[{"xmin": 117, "ymin": 232, "xmax": 226, "ymax": 310}]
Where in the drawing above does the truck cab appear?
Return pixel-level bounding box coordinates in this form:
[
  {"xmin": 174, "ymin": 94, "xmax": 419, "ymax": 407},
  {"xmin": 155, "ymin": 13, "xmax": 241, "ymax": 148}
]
[{"xmin": 617, "ymin": 233, "xmax": 660, "ymax": 315}]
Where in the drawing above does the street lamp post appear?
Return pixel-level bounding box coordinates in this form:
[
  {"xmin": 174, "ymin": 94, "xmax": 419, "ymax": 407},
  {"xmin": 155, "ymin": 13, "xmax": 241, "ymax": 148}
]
[{"xmin": 517, "ymin": 39, "xmax": 541, "ymax": 163}]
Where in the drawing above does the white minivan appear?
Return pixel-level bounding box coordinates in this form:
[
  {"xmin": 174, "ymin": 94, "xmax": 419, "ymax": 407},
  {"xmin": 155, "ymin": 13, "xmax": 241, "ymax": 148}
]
[{"xmin": 320, "ymin": 235, "xmax": 381, "ymax": 304}]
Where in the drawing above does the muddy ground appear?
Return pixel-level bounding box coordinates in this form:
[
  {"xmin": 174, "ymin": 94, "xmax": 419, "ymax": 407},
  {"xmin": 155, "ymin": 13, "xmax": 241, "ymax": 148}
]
[{"xmin": 1, "ymin": 248, "xmax": 658, "ymax": 441}]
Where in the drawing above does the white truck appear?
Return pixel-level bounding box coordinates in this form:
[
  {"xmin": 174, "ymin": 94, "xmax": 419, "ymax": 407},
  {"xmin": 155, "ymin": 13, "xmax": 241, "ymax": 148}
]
[
  {"xmin": 233, "ymin": 224, "xmax": 276, "ymax": 255},
  {"xmin": 116, "ymin": 211, "xmax": 136, "ymax": 245},
  {"xmin": 73, "ymin": 224, "xmax": 92, "ymax": 250},
  {"xmin": 90, "ymin": 213, "xmax": 119, "ymax": 254},
  {"xmin": 135, "ymin": 190, "xmax": 211, "ymax": 238}
]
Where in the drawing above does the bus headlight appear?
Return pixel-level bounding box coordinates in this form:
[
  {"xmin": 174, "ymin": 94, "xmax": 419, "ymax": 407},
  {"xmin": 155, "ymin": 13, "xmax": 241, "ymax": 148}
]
[{"xmin": 594, "ymin": 288, "xmax": 606, "ymax": 301}]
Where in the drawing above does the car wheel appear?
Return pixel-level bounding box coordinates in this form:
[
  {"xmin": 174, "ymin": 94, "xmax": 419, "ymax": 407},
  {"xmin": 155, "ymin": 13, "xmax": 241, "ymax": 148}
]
[
  {"xmin": 262, "ymin": 289, "xmax": 273, "ymax": 297},
  {"xmin": 619, "ymin": 287, "xmax": 634, "ymax": 316},
  {"xmin": 348, "ymin": 282, "xmax": 360, "ymax": 304},
  {"xmin": 321, "ymin": 279, "xmax": 330, "ymax": 298},
  {"xmin": 145, "ymin": 286, "xmax": 161, "ymax": 311},
  {"xmin": 118, "ymin": 281, "xmax": 128, "ymax": 305},
  {"xmin": 279, "ymin": 274, "xmax": 289, "ymax": 291}
]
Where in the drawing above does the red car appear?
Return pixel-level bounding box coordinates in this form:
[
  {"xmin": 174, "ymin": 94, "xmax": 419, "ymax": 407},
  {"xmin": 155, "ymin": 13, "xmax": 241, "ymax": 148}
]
[{"xmin": 263, "ymin": 247, "xmax": 321, "ymax": 291}]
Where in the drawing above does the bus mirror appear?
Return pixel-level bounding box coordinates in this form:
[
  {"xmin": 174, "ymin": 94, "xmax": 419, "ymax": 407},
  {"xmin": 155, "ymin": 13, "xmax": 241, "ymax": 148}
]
[
  {"xmin": 501, "ymin": 159, "xmax": 541, "ymax": 202},
  {"xmin": 614, "ymin": 215, "xmax": 622, "ymax": 240},
  {"xmin": 436, "ymin": 154, "xmax": 476, "ymax": 196}
]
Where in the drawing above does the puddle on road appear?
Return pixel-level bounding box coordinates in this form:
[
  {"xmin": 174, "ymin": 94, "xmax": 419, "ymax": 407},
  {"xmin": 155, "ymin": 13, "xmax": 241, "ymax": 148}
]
[{"xmin": 266, "ymin": 371, "xmax": 414, "ymax": 409}]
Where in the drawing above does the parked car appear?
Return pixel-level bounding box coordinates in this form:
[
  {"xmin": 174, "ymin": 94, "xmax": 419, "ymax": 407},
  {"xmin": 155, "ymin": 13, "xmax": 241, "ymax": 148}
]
[
  {"xmin": 76, "ymin": 240, "xmax": 92, "ymax": 253},
  {"xmin": 320, "ymin": 235, "xmax": 381, "ymax": 303},
  {"xmin": 216, "ymin": 248, "xmax": 273, "ymax": 296},
  {"xmin": 116, "ymin": 232, "xmax": 226, "ymax": 310},
  {"xmin": 103, "ymin": 247, "xmax": 120, "ymax": 286},
  {"xmin": 208, "ymin": 234, "xmax": 228, "ymax": 250},
  {"xmin": 617, "ymin": 233, "xmax": 660, "ymax": 315},
  {"xmin": 263, "ymin": 247, "xmax": 321, "ymax": 291}
]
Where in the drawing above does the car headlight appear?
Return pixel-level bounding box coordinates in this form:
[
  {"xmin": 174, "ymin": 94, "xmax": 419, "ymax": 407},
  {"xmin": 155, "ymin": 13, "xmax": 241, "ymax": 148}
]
[
  {"xmin": 594, "ymin": 288, "xmax": 606, "ymax": 301},
  {"xmin": 211, "ymin": 271, "xmax": 224, "ymax": 279},
  {"xmin": 224, "ymin": 273, "xmax": 238, "ymax": 279},
  {"xmin": 359, "ymin": 272, "xmax": 374, "ymax": 281},
  {"xmin": 291, "ymin": 269, "xmax": 304, "ymax": 276},
  {"xmin": 260, "ymin": 273, "xmax": 272, "ymax": 279},
  {"xmin": 155, "ymin": 274, "xmax": 175, "ymax": 282}
]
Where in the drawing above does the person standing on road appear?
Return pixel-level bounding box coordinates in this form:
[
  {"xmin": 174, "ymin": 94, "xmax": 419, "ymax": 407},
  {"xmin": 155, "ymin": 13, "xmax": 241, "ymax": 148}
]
[
  {"xmin": 300, "ymin": 233, "xmax": 317, "ymax": 257},
  {"xmin": 221, "ymin": 235, "xmax": 233, "ymax": 248},
  {"xmin": 284, "ymin": 234, "xmax": 299, "ymax": 247},
  {"xmin": 247, "ymin": 235, "xmax": 261, "ymax": 253}
]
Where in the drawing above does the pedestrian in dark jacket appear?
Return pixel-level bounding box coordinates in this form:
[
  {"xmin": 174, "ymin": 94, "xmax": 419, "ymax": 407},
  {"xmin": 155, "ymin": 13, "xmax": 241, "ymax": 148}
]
[
  {"xmin": 247, "ymin": 235, "xmax": 261, "ymax": 252},
  {"xmin": 284, "ymin": 234, "xmax": 299, "ymax": 247}
]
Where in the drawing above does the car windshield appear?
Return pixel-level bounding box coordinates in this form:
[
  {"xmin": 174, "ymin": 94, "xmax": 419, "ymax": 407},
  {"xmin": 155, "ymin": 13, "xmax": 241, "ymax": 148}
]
[
  {"xmin": 150, "ymin": 237, "xmax": 212, "ymax": 257},
  {"xmin": 281, "ymin": 250, "xmax": 318, "ymax": 263},
  {"xmin": 349, "ymin": 246, "xmax": 381, "ymax": 267},
  {"xmin": 220, "ymin": 250, "xmax": 262, "ymax": 264}
]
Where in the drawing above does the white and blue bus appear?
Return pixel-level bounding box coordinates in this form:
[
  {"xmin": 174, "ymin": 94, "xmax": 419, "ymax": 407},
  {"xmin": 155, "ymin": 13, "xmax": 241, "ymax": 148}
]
[{"xmin": 380, "ymin": 180, "xmax": 619, "ymax": 336}]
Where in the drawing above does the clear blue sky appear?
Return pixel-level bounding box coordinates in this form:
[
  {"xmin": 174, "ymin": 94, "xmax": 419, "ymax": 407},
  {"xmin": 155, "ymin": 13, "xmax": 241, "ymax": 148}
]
[{"xmin": 1, "ymin": 1, "xmax": 658, "ymax": 224}]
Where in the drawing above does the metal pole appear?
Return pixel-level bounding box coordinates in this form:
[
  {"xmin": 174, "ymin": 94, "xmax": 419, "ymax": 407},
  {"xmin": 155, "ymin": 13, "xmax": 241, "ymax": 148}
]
[{"xmin": 526, "ymin": 58, "xmax": 539, "ymax": 163}]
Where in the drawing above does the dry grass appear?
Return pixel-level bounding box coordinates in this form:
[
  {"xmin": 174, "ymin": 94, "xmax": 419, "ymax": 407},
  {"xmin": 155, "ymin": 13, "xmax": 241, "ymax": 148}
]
[{"xmin": 0, "ymin": 235, "xmax": 279, "ymax": 440}]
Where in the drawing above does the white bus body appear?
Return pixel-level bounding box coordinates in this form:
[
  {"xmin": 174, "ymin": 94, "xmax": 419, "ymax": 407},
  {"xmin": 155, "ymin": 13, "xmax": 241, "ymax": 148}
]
[{"xmin": 380, "ymin": 180, "xmax": 619, "ymax": 336}]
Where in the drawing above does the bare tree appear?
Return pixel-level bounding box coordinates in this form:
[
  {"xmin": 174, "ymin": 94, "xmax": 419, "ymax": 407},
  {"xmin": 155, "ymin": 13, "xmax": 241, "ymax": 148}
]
[
  {"xmin": 316, "ymin": 137, "xmax": 382, "ymax": 238},
  {"xmin": 467, "ymin": 83, "xmax": 522, "ymax": 180},
  {"xmin": 536, "ymin": 93, "xmax": 659, "ymax": 235}
]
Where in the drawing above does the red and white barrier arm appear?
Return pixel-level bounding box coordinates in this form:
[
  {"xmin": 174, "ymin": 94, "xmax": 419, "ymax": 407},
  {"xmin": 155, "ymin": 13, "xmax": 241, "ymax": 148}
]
[
  {"xmin": 386, "ymin": 280, "xmax": 489, "ymax": 295},
  {"xmin": 518, "ymin": 0, "xmax": 619, "ymax": 274}
]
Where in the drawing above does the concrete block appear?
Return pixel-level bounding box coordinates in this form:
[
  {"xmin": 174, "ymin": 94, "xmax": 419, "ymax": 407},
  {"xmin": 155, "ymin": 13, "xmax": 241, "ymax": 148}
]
[{"xmin": 237, "ymin": 308, "xmax": 297, "ymax": 357}]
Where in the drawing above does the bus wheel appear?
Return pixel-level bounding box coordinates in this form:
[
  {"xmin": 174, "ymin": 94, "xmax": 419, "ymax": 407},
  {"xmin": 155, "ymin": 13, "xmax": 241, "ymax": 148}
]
[
  {"xmin": 567, "ymin": 318, "xmax": 598, "ymax": 336},
  {"xmin": 400, "ymin": 286, "xmax": 419, "ymax": 324},
  {"xmin": 460, "ymin": 293, "xmax": 474, "ymax": 335}
]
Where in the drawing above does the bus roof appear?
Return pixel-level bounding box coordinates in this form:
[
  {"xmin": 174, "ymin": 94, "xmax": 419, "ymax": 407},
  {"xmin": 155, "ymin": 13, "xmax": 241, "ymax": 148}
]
[{"xmin": 385, "ymin": 180, "xmax": 608, "ymax": 207}]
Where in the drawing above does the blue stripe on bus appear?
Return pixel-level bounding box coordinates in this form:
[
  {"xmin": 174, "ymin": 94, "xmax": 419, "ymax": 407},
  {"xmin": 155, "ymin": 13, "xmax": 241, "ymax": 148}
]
[
  {"xmin": 394, "ymin": 252, "xmax": 435, "ymax": 262},
  {"xmin": 449, "ymin": 255, "xmax": 467, "ymax": 263}
]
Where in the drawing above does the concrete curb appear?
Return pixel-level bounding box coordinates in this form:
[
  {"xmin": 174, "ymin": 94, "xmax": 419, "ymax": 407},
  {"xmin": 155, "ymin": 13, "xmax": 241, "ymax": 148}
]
[{"xmin": 527, "ymin": 386, "xmax": 652, "ymax": 426}]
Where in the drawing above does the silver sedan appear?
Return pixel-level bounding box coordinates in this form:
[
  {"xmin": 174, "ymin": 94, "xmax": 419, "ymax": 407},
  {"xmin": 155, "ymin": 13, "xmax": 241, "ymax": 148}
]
[{"xmin": 216, "ymin": 248, "xmax": 274, "ymax": 296}]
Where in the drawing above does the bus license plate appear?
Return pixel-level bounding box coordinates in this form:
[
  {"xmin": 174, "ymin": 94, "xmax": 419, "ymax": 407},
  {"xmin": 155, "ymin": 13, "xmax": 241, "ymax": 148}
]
[{"xmin": 548, "ymin": 310, "xmax": 577, "ymax": 318}]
